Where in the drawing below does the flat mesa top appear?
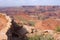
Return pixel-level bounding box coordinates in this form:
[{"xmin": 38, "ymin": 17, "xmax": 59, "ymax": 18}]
[{"xmin": 0, "ymin": 14, "xmax": 8, "ymax": 30}]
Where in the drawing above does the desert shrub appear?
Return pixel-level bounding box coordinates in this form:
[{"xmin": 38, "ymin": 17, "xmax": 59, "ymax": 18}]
[
  {"xmin": 28, "ymin": 21, "xmax": 35, "ymax": 26},
  {"xmin": 22, "ymin": 20, "xmax": 28, "ymax": 25},
  {"xmin": 28, "ymin": 35, "xmax": 40, "ymax": 40},
  {"xmin": 55, "ymin": 26, "xmax": 60, "ymax": 32},
  {"xmin": 28, "ymin": 34, "xmax": 54, "ymax": 40},
  {"xmin": 17, "ymin": 16, "xmax": 23, "ymax": 20},
  {"xmin": 40, "ymin": 34, "xmax": 54, "ymax": 40}
]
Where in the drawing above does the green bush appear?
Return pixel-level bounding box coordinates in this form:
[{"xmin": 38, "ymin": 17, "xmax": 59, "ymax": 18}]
[
  {"xmin": 28, "ymin": 35, "xmax": 40, "ymax": 40},
  {"xmin": 55, "ymin": 26, "xmax": 60, "ymax": 32},
  {"xmin": 28, "ymin": 21, "xmax": 35, "ymax": 26},
  {"xmin": 28, "ymin": 34, "xmax": 54, "ymax": 40}
]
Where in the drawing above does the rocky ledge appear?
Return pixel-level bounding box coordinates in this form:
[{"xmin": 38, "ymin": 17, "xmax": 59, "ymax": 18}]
[{"xmin": 0, "ymin": 13, "xmax": 12, "ymax": 40}]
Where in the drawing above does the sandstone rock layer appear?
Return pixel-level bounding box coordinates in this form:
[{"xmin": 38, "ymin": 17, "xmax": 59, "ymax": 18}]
[{"xmin": 0, "ymin": 13, "xmax": 12, "ymax": 40}]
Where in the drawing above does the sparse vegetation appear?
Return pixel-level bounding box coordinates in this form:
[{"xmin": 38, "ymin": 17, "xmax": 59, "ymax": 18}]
[
  {"xmin": 28, "ymin": 35, "xmax": 40, "ymax": 40},
  {"xmin": 28, "ymin": 34, "xmax": 54, "ymax": 40},
  {"xmin": 17, "ymin": 16, "xmax": 25, "ymax": 21},
  {"xmin": 17, "ymin": 16, "xmax": 35, "ymax": 26},
  {"xmin": 28, "ymin": 21, "xmax": 35, "ymax": 26},
  {"xmin": 55, "ymin": 26, "xmax": 60, "ymax": 32},
  {"xmin": 17, "ymin": 16, "xmax": 28, "ymax": 25}
]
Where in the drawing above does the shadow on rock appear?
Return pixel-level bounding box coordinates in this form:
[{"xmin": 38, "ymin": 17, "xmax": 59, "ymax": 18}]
[{"xmin": 6, "ymin": 20, "xmax": 28, "ymax": 40}]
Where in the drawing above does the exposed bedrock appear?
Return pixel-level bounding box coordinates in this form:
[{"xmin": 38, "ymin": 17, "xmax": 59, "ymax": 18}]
[{"xmin": 0, "ymin": 13, "xmax": 12, "ymax": 40}]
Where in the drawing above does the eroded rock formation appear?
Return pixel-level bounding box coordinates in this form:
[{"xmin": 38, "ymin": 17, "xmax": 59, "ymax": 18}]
[
  {"xmin": 0, "ymin": 13, "xmax": 34, "ymax": 40},
  {"xmin": 0, "ymin": 13, "xmax": 12, "ymax": 40}
]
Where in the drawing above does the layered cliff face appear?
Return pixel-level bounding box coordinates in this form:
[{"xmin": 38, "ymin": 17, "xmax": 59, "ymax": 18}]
[{"xmin": 0, "ymin": 13, "xmax": 12, "ymax": 40}]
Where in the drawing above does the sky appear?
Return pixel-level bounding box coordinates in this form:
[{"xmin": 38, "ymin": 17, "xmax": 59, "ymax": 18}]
[{"xmin": 0, "ymin": 0, "xmax": 60, "ymax": 7}]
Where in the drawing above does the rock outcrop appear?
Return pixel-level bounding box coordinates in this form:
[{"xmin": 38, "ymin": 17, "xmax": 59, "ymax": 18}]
[{"xmin": 0, "ymin": 13, "xmax": 12, "ymax": 40}]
